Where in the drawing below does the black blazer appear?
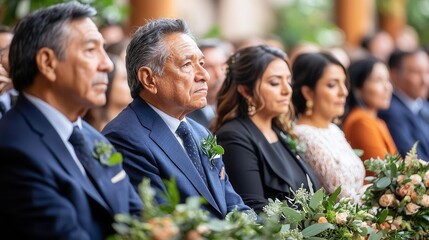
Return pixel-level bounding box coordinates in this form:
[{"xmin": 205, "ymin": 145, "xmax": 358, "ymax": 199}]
[{"xmin": 216, "ymin": 117, "xmax": 321, "ymax": 213}]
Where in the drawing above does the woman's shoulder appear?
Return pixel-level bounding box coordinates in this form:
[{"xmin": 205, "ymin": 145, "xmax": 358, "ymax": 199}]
[
  {"xmin": 344, "ymin": 108, "xmax": 377, "ymax": 126},
  {"xmin": 216, "ymin": 118, "xmax": 253, "ymax": 138}
]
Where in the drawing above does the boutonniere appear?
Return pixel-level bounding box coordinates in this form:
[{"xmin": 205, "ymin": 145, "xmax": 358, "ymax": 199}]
[
  {"xmin": 201, "ymin": 135, "xmax": 224, "ymax": 168},
  {"xmin": 279, "ymin": 131, "xmax": 306, "ymax": 155},
  {"xmin": 92, "ymin": 140, "xmax": 123, "ymax": 166}
]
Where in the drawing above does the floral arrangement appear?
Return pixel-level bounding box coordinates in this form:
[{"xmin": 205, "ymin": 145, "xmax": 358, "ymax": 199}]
[
  {"xmin": 263, "ymin": 183, "xmax": 381, "ymax": 239},
  {"xmin": 110, "ymin": 178, "xmax": 384, "ymax": 240},
  {"xmin": 363, "ymin": 143, "xmax": 429, "ymax": 239}
]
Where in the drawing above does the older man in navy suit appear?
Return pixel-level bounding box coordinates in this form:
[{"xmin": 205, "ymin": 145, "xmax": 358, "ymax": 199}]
[
  {"xmin": 103, "ymin": 19, "xmax": 249, "ymax": 219},
  {"xmin": 0, "ymin": 3, "xmax": 142, "ymax": 239}
]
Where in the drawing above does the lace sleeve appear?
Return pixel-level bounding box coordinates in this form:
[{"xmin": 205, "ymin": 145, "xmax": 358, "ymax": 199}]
[{"xmin": 296, "ymin": 125, "xmax": 365, "ymax": 203}]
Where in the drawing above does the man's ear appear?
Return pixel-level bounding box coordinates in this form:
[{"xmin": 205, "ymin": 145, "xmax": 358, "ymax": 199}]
[
  {"xmin": 301, "ymin": 85, "xmax": 314, "ymax": 101},
  {"xmin": 137, "ymin": 66, "xmax": 157, "ymax": 94},
  {"xmin": 36, "ymin": 47, "xmax": 58, "ymax": 82}
]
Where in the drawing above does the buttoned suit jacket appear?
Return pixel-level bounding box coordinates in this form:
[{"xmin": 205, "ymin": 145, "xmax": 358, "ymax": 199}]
[
  {"xmin": 216, "ymin": 117, "xmax": 321, "ymax": 213},
  {"xmin": 0, "ymin": 96, "xmax": 142, "ymax": 240},
  {"xmin": 102, "ymin": 97, "xmax": 249, "ymax": 219},
  {"xmin": 379, "ymin": 93, "xmax": 429, "ymax": 160}
]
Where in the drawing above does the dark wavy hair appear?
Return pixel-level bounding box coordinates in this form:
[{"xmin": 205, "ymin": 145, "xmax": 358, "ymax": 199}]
[
  {"xmin": 212, "ymin": 45, "xmax": 295, "ymax": 136},
  {"xmin": 292, "ymin": 52, "xmax": 347, "ymax": 115}
]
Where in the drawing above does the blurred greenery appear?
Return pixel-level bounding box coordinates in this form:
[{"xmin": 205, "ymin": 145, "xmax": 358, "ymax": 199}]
[
  {"xmin": 407, "ymin": 0, "xmax": 429, "ymax": 46},
  {"xmin": 2, "ymin": 0, "xmax": 429, "ymax": 48},
  {"xmin": 273, "ymin": 0, "xmax": 341, "ymax": 51},
  {"xmin": 0, "ymin": 0, "xmax": 128, "ymax": 26}
]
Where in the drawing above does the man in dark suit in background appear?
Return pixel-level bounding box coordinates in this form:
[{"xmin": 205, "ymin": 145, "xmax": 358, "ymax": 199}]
[
  {"xmin": 379, "ymin": 48, "xmax": 429, "ymax": 160},
  {"xmin": 103, "ymin": 19, "xmax": 250, "ymax": 219},
  {"xmin": 0, "ymin": 3, "xmax": 142, "ymax": 239}
]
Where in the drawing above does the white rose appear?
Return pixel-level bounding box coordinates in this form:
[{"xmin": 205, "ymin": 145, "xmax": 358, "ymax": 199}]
[
  {"xmin": 420, "ymin": 195, "xmax": 429, "ymax": 207},
  {"xmin": 410, "ymin": 174, "xmax": 422, "ymax": 185},
  {"xmin": 335, "ymin": 212, "xmax": 348, "ymax": 225}
]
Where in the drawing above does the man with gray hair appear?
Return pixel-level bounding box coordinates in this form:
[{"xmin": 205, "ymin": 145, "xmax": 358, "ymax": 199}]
[
  {"xmin": 0, "ymin": 2, "xmax": 142, "ymax": 239},
  {"xmin": 103, "ymin": 18, "xmax": 250, "ymax": 219}
]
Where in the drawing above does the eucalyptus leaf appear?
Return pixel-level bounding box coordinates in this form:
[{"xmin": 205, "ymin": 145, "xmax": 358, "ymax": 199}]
[
  {"xmin": 282, "ymin": 207, "xmax": 304, "ymax": 222},
  {"xmin": 310, "ymin": 188, "xmax": 324, "ymax": 210},
  {"xmin": 368, "ymin": 230, "xmax": 385, "ymax": 240},
  {"xmin": 301, "ymin": 223, "xmax": 334, "ymax": 237},
  {"xmin": 375, "ymin": 177, "xmax": 391, "ymax": 189}
]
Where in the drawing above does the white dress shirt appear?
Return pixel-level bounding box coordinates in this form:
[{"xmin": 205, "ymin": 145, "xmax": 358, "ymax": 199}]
[{"xmin": 23, "ymin": 93, "xmax": 86, "ymax": 174}]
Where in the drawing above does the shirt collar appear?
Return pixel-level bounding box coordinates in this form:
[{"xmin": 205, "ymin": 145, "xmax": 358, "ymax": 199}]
[
  {"xmin": 23, "ymin": 93, "xmax": 82, "ymax": 141},
  {"xmin": 147, "ymin": 103, "xmax": 184, "ymax": 134},
  {"xmin": 394, "ymin": 89, "xmax": 424, "ymax": 114}
]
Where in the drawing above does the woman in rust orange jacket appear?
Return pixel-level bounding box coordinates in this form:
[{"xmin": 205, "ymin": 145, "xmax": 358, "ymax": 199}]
[{"xmin": 343, "ymin": 57, "xmax": 397, "ymax": 177}]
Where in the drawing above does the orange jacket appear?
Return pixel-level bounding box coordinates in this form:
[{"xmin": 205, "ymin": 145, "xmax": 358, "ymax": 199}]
[{"xmin": 343, "ymin": 107, "xmax": 397, "ymax": 177}]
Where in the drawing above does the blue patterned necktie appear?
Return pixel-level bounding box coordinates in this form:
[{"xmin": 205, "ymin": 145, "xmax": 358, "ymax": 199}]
[
  {"xmin": 68, "ymin": 126, "xmax": 100, "ymax": 181},
  {"xmin": 176, "ymin": 121, "xmax": 208, "ymax": 185}
]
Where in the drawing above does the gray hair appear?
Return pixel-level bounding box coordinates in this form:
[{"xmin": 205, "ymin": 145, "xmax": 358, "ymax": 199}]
[
  {"xmin": 10, "ymin": 1, "xmax": 96, "ymax": 92},
  {"xmin": 126, "ymin": 18, "xmax": 193, "ymax": 98}
]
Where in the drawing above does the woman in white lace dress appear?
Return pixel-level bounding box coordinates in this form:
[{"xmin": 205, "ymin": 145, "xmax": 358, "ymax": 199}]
[{"xmin": 291, "ymin": 52, "xmax": 365, "ymax": 203}]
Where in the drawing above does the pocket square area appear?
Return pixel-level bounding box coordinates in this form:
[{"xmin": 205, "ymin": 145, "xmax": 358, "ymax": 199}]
[{"xmin": 111, "ymin": 169, "xmax": 126, "ymax": 184}]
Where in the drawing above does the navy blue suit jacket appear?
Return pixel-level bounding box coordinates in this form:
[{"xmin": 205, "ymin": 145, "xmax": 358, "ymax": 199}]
[
  {"xmin": 103, "ymin": 98, "xmax": 250, "ymax": 219},
  {"xmin": 379, "ymin": 93, "xmax": 429, "ymax": 160},
  {"xmin": 0, "ymin": 96, "xmax": 142, "ymax": 240}
]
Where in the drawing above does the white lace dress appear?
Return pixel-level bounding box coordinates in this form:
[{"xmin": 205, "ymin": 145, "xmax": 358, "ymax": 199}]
[{"xmin": 294, "ymin": 123, "xmax": 365, "ymax": 203}]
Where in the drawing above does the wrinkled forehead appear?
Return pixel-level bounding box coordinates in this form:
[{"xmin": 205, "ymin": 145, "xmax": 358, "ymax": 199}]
[{"xmin": 165, "ymin": 33, "xmax": 202, "ymax": 59}]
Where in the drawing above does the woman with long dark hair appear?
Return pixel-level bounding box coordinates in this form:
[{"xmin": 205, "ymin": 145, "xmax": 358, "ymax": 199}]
[{"xmin": 213, "ymin": 45, "xmax": 320, "ymax": 213}]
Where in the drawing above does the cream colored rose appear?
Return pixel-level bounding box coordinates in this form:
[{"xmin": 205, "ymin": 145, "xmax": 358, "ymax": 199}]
[
  {"xmin": 396, "ymin": 184, "xmax": 413, "ymax": 197},
  {"xmin": 397, "ymin": 175, "xmax": 407, "ymax": 183},
  {"xmin": 410, "ymin": 174, "xmax": 422, "ymax": 185},
  {"xmin": 391, "ymin": 216, "xmax": 402, "ymax": 230},
  {"xmin": 420, "ymin": 194, "xmax": 429, "ymax": 207},
  {"xmin": 424, "ymin": 170, "xmax": 429, "ymax": 180},
  {"xmin": 405, "ymin": 202, "xmax": 420, "ymax": 215},
  {"xmin": 379, "ymin": 193, "xmax": 397, "ymax": 207},
  {"xmin": 335, "ymin": 212, "xmax": 348, "ymax": 225}
]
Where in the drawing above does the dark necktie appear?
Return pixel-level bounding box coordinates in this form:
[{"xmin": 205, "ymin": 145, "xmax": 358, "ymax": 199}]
[
  {"xmin": 68, "ymin": 126, "xmax": 100, "ymax": 181},
  {"xmin": 0, "ymin": 101, "xmax": 6, "ymax": 117},
  {"xmin": 176, "ymin": 121, "xmax": 208, "ymax": 185}
]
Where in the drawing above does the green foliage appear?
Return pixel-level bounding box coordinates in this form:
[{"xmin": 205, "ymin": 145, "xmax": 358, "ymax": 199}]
[
  {"xmin": 0, "ymin": 0, "xmax": 128, "ymax": 26},
  {"xmin": 92, "ymin": 140, "xmax": 123, "ymax": 166},
  {"xmin": 111, "ymin": 178, "xmax": 384, "ymax": 239},
  {"xmin": 363, "ymin": 143, "xmax": 429, "ymax": 239},
  {"xmin": 201, "ymin": 135, "xmax": 224, "ymax": 168}
]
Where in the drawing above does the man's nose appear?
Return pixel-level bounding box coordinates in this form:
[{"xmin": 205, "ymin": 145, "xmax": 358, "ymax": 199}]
[{"xmin": 99, "ymin": 50, "xmax": 114, "ymax": 72}]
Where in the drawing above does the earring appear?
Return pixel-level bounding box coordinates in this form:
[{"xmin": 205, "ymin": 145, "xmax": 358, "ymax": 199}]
[
  {"xmin": 305, "ymin": 100, "xmax": 313, "ymax": 116},
  {"xmin": 247, "ymin": 100, "xmax": 256, "ymax": 116}
]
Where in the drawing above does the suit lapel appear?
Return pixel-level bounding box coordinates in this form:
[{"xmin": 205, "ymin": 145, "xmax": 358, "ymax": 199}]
[
  {"xmin": 188, "ymin": 119, "xmax": 224, "ymax": 214},
  {"xmin": 132, "ymin": 99, "xmax": 220, "ymax": 213},
  {"xmin": 17, "ymin": 97, "xmax": 110, "ymax": 212}
]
